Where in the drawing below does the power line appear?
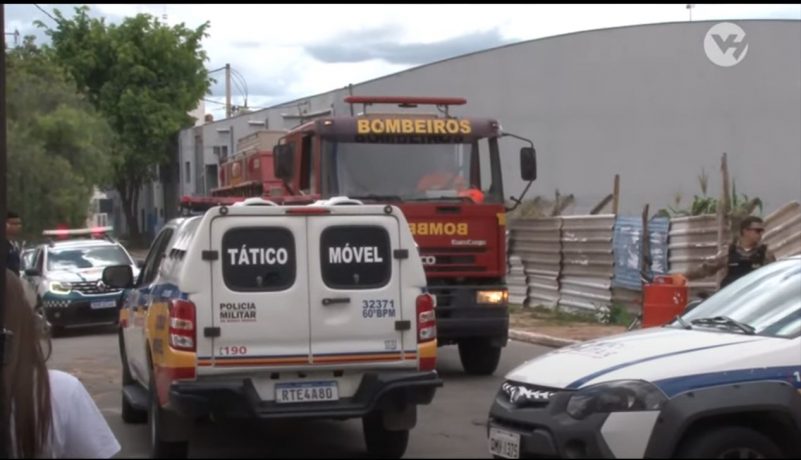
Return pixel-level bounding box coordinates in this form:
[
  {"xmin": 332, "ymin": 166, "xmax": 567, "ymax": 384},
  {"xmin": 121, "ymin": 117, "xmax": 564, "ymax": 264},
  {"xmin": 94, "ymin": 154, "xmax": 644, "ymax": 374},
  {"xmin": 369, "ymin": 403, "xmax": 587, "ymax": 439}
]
[
  {"xmin": 202, "ymin": 98, "xmax": 226, "ymax": 106},
  {"xmin": 230, "ymin": 68, "xmax": 249, "ymax": 95},
  {"xmin": 33, "ymin": 4, "xmax": 59, "ymax": 24}
]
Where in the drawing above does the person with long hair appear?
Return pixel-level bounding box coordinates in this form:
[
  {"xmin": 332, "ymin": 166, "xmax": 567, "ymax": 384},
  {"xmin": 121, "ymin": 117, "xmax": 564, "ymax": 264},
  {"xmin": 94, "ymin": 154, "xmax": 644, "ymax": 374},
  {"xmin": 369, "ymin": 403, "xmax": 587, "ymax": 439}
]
[{"xmin": 3, "ymin": 269, "xmax": 121, "ymax": 458}]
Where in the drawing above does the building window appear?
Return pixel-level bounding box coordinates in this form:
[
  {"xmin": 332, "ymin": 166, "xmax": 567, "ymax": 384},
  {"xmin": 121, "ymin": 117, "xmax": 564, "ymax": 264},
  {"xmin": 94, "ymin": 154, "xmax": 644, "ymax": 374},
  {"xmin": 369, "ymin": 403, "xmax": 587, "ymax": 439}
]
[
  {"xmin": 185, "ymin": 161, "xmax": 191, "ymax": 183},
  {"xmin": 222, "ymin": 145, "xmax": 229, "ymax": 157}
]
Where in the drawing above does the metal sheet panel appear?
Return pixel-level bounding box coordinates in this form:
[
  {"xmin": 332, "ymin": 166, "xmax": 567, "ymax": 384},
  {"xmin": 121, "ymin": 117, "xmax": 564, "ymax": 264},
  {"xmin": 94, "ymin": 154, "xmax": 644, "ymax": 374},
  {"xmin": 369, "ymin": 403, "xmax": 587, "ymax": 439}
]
[
  {"xmin": 764, "ymin": 201, "xmax": 801, "ymax": 259},
  {"xmin": 558, "ymin": 215, "xmax": 615, "ymax": 313},
  {"xmin": 667, "ymin": 214, "xmax": 723, "ymax": 293},
  {"xmin": 612, "ymin": 216, "xmax": 670, "ymax": 290}
]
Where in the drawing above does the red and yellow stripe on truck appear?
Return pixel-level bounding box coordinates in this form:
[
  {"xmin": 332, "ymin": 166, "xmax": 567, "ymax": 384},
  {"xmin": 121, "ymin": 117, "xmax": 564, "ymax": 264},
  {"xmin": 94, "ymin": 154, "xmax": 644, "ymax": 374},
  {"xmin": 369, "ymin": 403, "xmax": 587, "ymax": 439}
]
[{"xmin": 147, "ymin": 301, "xmax": 196, "ymax": 406}]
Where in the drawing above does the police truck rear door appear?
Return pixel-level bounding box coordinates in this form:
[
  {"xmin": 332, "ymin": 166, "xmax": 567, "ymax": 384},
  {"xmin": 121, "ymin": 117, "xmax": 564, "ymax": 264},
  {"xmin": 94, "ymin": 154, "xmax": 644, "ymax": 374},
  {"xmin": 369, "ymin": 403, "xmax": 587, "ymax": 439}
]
[
  {"xmin": 307, "ymin": 213, "xmax": 410, "ymax": 365},
  {"xmin": 210, "ymin": 216, "xmax": 311, "ymax": 367}
]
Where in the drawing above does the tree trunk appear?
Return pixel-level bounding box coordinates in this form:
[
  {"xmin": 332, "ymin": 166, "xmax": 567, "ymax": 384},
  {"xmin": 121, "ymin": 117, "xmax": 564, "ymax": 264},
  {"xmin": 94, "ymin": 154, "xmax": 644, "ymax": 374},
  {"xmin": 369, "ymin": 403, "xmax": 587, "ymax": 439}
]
[{"xmin": 119, "ymin": 179, "xmax": 144, "ymax": 247}]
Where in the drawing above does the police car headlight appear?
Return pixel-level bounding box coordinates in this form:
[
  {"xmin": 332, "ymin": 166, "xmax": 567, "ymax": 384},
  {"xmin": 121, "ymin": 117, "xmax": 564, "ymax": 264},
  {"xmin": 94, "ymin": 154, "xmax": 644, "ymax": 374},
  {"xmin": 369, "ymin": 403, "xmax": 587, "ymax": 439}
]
[
  {"xmin": 566, "ymin": 380, "xmax": 667, "ymax": 420},
  {"xmin": 476, "ymin": 290, "xmax": 508, "ymax": 305},
  {"xmin": 48, "ymin": 281, "xmax": 72, "ymax": 294}
]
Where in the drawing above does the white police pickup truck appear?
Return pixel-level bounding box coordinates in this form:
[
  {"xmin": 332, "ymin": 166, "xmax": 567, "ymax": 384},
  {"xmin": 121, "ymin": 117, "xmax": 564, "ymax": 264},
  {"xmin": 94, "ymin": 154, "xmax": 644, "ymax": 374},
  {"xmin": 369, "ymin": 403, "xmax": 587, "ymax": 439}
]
[
  {"xmin": 488, "ymin": 256, "xmax": 801, "ymax": 459},
  {"xmin": 102, "ymin": 199, "xmax": 442, "ymax": 458}
]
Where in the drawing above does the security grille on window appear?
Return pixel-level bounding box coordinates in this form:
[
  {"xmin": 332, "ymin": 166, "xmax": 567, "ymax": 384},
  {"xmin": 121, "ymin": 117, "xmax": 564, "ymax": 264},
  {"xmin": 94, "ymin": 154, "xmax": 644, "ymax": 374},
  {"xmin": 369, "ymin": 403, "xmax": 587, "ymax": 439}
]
[
  {"xmin": 222, "ymin": 228, "xmax": 296, "ymax": 291},
  {"xmin": 320, "ymin": 226, "xmax": 391, "ymax": 289}
]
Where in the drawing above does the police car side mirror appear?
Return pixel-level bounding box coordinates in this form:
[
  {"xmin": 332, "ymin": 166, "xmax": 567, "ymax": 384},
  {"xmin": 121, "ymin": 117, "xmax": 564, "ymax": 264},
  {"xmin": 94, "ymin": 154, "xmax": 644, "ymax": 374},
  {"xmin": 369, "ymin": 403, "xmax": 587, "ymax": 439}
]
[
  {"xmin": 24, "ymin": 268, "xmax": 41, "ymax": 277},
  {"xmin": 136, "ymin": 259, "xmax": 146, "ymax": 269},
  {"xmin": 103, "ymin": 265, "xmax": 134, "ymax": 289},
  {"xmin": 273, "ymin": 144, "xmax": 294, "ymax": 180},
  {"xmin": 520, "ymin": 147, "xmax": 537, "ymax": 181}
]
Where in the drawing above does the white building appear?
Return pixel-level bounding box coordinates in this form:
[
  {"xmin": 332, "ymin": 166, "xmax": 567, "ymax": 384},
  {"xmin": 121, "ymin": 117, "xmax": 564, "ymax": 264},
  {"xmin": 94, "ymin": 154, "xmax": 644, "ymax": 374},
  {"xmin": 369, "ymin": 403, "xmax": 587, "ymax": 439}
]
[{"xmin": 173, "ymin": 20, "xmax": 801, "ymax": 218}]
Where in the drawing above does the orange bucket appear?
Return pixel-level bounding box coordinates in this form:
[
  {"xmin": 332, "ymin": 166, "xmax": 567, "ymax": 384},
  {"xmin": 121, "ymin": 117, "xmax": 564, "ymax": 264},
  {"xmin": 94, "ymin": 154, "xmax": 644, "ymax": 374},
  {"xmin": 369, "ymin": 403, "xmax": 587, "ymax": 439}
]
[{"xmin": 642, "ymin": 275, "xmax": 689, "ymax": 328}]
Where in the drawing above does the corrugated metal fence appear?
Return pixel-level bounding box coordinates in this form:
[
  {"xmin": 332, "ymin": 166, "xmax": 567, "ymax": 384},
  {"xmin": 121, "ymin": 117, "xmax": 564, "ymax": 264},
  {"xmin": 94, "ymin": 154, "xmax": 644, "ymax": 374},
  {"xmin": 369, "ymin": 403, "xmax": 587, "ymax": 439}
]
[
  {"xmin": 506, "ymin": 200, "xmax": 801, "ymax": 315},
  {"xmin": 666, "ymin": 214, "xmax": 722, "ymax": 295},
  {"xmin": 764, "ymin": 201, "xmax": 801, "ymax": 259},
  {"xmin": 558, "ymin": 215, "xmax": 615, "ymax": 314}
]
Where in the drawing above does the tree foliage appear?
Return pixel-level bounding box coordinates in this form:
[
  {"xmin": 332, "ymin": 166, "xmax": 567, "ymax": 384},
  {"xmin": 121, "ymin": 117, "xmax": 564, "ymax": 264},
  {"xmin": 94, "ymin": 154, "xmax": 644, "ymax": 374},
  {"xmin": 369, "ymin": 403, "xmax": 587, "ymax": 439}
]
[
  {"xmin": 39, "ymin": 6, "xmax": 212, "ymax": 242},
  {"xmin": 6, "ymin": 37, "xmax": 113, "ymax": 239}
]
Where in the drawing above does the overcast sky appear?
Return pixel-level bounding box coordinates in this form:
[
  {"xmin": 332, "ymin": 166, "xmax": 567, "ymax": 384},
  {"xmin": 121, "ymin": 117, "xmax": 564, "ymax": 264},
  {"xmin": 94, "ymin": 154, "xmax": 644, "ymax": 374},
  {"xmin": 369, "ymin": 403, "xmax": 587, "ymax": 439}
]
[{"xmin": 5, "ymin": 4, "xmax": 800, "ymax": 119}]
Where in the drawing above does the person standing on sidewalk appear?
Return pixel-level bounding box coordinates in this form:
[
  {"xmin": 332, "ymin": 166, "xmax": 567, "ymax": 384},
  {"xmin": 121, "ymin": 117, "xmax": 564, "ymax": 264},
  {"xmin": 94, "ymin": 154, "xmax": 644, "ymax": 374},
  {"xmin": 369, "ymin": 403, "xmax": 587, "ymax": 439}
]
[
  {"xmin": 676, "ymin": 216, "xmax": 777, "ymax": 288},
  {"xmin": 4, "ymin": 211, "xmax": 23, "ymax": 276}
]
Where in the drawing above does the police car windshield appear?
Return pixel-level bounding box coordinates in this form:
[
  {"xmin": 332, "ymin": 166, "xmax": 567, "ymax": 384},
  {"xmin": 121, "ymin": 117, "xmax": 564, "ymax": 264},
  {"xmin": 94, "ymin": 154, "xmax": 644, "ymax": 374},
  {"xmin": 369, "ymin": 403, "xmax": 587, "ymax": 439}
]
[
  {"xmin": 677, "ymin": 259, "xmax": 801, "ymax": 338},
  {"xmin": 324, "ymin": 140, "xmax": 501, "ymax": 202},
  {"xmin": 47, "ymin": 245, "xmax": 132, "ymax": 272}
]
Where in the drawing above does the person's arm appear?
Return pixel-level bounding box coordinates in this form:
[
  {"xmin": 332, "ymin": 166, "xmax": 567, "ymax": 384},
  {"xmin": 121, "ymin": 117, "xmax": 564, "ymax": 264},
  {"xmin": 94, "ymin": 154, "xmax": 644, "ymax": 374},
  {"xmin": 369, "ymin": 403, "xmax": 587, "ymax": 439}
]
[{"xmin": 685, "ymin": 251, "xmax": 728, "ymax": 281}]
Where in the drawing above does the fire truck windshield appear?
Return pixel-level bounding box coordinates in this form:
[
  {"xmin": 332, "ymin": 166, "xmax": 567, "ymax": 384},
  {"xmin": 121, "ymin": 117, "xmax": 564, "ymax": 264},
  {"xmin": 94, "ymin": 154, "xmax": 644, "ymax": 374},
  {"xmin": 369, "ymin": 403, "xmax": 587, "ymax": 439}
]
[{"xmin": 322, "ymin": 139, "xmax": 504, "ymax": 203}]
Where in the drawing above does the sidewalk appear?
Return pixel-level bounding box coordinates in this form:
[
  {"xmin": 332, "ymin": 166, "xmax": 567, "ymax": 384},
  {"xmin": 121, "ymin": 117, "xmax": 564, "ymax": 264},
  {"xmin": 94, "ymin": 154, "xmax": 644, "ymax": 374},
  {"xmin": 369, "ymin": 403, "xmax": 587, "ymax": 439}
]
[{"xmin": 508, "ymin": 307, "xmax": 629, "ymax": 348}]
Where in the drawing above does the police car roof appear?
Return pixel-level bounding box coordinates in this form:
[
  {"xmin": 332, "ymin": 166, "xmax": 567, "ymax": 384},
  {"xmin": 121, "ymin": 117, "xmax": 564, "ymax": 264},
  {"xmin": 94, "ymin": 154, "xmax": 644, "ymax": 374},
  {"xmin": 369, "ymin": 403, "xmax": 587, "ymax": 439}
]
[{"xmin": 47, "ymin": 239, "xmax": 120, "ymax": 250}]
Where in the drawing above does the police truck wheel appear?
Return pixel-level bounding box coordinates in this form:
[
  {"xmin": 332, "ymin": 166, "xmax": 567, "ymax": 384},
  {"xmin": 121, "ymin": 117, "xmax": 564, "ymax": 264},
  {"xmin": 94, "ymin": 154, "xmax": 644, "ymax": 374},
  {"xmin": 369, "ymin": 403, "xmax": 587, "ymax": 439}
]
[
  {"xmin": 458, "ymin": 339, "xmax": 502, "ymax": 375},
  {"xmin": 675, "ymin": 426, "xmax": 783, "ymax": 458},
  {"xmin": 149, "ymin": 374, "xmax": 189, "ymax": 458},
  {"xmin": 363, "ymin": 412, "xmax": 409, "ymax": 458}
]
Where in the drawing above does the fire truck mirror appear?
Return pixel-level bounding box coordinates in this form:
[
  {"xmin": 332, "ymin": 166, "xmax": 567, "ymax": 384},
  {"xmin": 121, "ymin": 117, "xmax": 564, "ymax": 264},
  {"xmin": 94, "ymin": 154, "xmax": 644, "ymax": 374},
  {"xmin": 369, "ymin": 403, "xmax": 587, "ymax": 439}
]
[
  {"xmin": 520, "ymin": 147, "xmax": 537, "ymax": 181},
  {"xmin": 273, "ymin": 144, "xmax": 294, "ymax": 180}
]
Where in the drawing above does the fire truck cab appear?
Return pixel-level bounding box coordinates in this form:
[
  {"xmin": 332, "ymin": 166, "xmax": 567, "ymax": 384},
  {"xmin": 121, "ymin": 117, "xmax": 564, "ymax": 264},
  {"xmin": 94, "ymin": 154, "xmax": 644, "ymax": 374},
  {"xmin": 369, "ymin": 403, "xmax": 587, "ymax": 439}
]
[{"xmin": 268, "ymin": 96, "xmax": 538, "ymax": 375}]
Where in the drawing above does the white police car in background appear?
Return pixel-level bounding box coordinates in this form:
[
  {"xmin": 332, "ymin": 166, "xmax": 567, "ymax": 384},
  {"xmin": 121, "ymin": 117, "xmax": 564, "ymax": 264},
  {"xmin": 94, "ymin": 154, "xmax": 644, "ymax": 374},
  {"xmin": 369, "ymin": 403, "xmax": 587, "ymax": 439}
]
[
  {"xmin": 24, "ymin": 227, "xmax": 140, "ymax": 335},
  {"xmin": 102, "ymin": 199, "xmax": 442, "ymax": 458},
  {"xmin": 488, "ymin": 256, "xmax": 801, "ymax": 459}
]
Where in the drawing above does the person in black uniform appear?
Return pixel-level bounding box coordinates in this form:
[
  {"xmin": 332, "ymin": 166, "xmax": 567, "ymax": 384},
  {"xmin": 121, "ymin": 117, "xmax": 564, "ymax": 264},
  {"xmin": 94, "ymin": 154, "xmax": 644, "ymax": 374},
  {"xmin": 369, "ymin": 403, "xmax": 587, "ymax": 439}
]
[
  {"xmin": 680, "ymin": 216, "xmax": 776, "ymax": 288},
  {"xmin": 4, "ymin": 211, "xmax": 23, "ymax": 276}
]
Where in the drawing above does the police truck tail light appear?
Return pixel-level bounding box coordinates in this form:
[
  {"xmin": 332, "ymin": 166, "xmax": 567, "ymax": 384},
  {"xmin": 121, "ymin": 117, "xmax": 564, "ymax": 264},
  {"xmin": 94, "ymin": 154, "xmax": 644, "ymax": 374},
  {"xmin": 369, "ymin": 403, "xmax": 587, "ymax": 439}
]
[
  {"xmin": 285, "ymin": 207, "xmax": 331, "ymax": 215},
  {"xmin": 416, "ymin": 293, "xmax": 437, "ymax": 371},
  {"xmin": 169, "ymin": 299, "xmax": 196, "ymax": 352},
  {"xmin": 416, "ymin": 294, "xmax": 436, "ymax": 343}
]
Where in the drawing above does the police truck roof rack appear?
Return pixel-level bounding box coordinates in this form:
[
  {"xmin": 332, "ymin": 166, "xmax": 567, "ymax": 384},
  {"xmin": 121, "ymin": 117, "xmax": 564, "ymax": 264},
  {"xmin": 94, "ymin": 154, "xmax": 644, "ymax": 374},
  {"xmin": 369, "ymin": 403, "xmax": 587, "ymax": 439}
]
[
  {"xmin": 311, "ymin": 196, "xmax": 364, "ymax": 206},
  {"xmin": 343, "ymin": 96, "xmax": 467, "ymax": 118},
  {"xmin": 232, "ymin": 197, "xmax": 279, "ymax": 207}
]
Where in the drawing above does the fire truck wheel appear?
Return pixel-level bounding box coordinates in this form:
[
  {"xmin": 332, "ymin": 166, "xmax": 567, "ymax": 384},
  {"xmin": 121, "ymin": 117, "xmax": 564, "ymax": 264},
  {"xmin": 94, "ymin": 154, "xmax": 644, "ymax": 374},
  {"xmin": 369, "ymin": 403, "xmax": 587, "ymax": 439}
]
[{"xmin": 458, "ymin": 339, "xmax": 501, "ymax": 375}]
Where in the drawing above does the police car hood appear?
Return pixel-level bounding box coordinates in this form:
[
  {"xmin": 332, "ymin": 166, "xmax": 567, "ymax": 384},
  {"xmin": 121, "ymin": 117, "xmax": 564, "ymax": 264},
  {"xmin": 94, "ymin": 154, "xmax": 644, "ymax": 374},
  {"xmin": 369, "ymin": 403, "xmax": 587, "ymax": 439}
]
[
  {"xmin": 505, "ymin": 327, "xmax": 775, "ymax": 390},
  {"xmin": 48, "ymin": 265, "xmax": 139, "ymax": 283}
]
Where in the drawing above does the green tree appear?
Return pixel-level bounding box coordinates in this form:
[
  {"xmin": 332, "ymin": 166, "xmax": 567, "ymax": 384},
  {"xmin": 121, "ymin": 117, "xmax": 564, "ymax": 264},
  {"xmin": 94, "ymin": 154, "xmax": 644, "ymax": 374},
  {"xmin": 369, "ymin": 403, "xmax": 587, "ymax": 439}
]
[
  {"xmin": 6, "ymin": 36, "xmax": 113, "ymax": 238},
  {"xmin": 39, "ymin": 6, "xmax": 212, "ymax": 243}
]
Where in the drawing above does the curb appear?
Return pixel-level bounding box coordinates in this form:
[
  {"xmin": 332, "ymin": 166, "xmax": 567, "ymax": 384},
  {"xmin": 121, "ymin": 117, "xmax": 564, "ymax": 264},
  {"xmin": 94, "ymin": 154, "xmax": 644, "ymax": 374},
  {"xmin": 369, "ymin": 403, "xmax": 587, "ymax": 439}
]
[{"xmin": 509, "ymin": 329, "xmax": 580, "ymax": 348}]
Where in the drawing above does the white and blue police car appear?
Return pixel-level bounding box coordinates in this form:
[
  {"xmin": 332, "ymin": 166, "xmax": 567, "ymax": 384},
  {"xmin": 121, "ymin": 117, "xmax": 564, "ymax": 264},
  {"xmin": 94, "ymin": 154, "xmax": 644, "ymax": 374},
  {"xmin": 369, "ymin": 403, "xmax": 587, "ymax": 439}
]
[
  {"xmin": 488, "ymin": 256, "xmax": 801, "ymax": 459},
  {"xmin": 24, "ymin": 227, "xmax": 140, "ymax": 335}
]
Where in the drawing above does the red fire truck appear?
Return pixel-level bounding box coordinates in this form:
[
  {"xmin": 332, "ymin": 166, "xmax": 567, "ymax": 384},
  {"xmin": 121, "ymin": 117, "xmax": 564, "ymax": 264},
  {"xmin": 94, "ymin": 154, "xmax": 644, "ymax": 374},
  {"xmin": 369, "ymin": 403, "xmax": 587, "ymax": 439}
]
[{"xmin": 181, "ymin": 96, "xmax": 537, "ymax": 374}]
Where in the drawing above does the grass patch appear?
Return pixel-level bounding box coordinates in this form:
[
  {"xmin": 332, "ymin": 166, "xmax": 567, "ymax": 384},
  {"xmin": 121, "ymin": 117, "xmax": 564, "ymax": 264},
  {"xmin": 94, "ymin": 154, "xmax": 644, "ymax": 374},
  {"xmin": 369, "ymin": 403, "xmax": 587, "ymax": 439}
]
[{"xmin": 509, "ymin": 304, "xmax": 599, "ymax": 325}]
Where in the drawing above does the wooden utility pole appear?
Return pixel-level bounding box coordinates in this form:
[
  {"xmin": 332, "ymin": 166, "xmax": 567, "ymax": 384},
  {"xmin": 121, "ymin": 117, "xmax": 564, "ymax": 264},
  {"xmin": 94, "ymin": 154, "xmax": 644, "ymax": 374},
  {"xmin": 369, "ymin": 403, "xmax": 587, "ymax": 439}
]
[
  {"xmin": 612, "ymin": 174, "xmax": 620, "ymax": 215},
  {"xmin": 716, "ymin": 153, "xmax": 731, "ymax": 287}
]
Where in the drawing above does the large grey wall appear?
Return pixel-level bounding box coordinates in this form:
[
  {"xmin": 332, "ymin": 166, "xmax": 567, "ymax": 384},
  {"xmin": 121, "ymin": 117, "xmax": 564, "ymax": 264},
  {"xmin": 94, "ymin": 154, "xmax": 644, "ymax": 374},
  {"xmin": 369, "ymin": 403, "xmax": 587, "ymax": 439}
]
[{"xmin": 330, "ymin": 20, "xmax": 801, "ymax": 215}]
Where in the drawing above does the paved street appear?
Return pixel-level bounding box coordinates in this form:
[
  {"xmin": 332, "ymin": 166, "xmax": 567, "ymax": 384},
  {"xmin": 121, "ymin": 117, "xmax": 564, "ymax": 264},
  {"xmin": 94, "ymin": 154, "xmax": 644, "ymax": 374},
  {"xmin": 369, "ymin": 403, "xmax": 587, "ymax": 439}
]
[{"xmin": 47, "ymin": 328, "xmax": 551, "ymax": 458}]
